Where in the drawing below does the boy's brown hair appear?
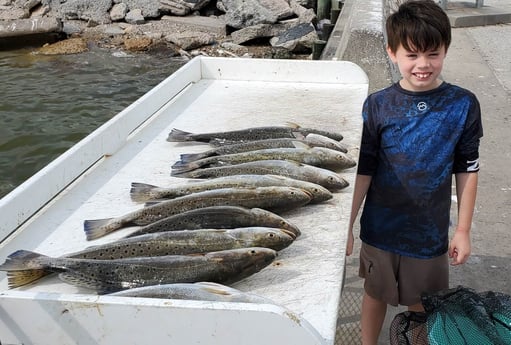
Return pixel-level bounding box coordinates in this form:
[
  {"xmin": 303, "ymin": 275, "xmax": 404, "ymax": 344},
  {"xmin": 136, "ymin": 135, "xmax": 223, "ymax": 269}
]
[{"xmin": 386, "ymin": 0, "xmax": 451, "ymax": 53}]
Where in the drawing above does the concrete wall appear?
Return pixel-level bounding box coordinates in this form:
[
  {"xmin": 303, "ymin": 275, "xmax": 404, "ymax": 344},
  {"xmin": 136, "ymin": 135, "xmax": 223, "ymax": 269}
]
[{"xmin": 322, "ymin": 0, "xmax": 401, "ymax": 93}]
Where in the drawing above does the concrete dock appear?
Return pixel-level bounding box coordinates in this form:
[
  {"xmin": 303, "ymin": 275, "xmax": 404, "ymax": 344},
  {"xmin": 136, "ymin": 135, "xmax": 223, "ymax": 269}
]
[{"xmin": 326, "ymin": 0, "xmax": 511, "ymax": 343}]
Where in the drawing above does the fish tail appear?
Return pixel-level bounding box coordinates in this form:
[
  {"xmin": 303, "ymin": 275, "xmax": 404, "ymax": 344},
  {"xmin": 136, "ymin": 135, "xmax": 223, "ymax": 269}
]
[
  {"xmin": 130, "ymin": 182, "xmax": 158, "ymax": 203},
  {"xmin": 84, "ymin": 217, "xmax": 119, "ymax": 241},
  {"xmin": 166, "ymin": 128, "xmax": 193, "ymax": 142},
  {"xmin": 0, "ymin": 250, "xmax": 52, "ymax": 288},
  {"xmin": 179, "ymin": 152, "xmax": 208, "ymax": 163},
  {"xmin": 7, "ymin": 269, "xmax": 52, "ymax": 288},
  {"xmin": 171, "ymin": 161, "xmax": 199, "ymax": 174},
  {"xmin": 170, "ymin": 169, "xmax": 192, "ymax": 177}
]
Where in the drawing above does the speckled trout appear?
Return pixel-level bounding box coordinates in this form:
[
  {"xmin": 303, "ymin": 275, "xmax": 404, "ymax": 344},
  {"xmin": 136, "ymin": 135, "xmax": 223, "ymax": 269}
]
[
  {"xmin": 0, "ymin": 247, "xmax": 277, "ymax": 293},
  {"xmin": 68, "ymin": 228, "xmax": 294, "ymax": 259},
  {"xmin": 125, "ymin": 206, "xmax": 301, "ymax": 238},
  {"xmin": 171, "ymin": 159, "xmax": 349, "ymax": 191},
  {"xmin": 109, "ymin": 282, "xmax": 275, "ymax": 304},
  {"xmin": 130, "ymin": 174, "xmax": 333, "ymax": 204},
  {"xmin": 184, "ymin": 136, "xmax": 348, "ymax": 162},
  {"xmin": 166, "ymin": 123, "xmax": 344, "ymax": 142},
  {"xmin": 84, "ymin": 186, "xmax": 312, "ymax": 240},
  {"xmin": 172, "ymin": 146, "xmax": 356, "ymax": 173}
]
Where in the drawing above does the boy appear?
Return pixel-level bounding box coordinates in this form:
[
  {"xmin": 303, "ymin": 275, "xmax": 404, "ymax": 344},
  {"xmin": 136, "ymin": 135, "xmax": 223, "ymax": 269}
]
[{"xmin": 346, "ymin": 0, "xmax": 483, "ymax": 344}]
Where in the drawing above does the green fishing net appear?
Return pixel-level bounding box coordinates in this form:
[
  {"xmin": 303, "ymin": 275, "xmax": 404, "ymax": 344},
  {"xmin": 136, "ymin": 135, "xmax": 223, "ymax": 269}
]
[{"xmin": 390, "ymin": 286, "xmax": 511, "ymax": 345}]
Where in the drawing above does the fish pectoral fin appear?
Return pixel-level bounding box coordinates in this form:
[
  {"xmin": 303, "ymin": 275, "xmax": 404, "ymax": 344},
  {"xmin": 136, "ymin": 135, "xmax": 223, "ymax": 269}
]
[
  {"xmin": 58, "ymin": 272, "xmax": 121, "ymax": 294},
  {"xmin": 291, "ymin": 140, "xmax": 311, "ymax": 149},
  {"xmin": 200, "ymin": 286, "xmax": 233, "ymax": 296}
]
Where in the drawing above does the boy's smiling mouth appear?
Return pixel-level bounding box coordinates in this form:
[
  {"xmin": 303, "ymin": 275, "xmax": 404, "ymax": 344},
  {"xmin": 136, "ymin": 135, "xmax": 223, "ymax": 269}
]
[{"xmin": 414, "ymin": 72, "xmax": 432, "ymax": 80}]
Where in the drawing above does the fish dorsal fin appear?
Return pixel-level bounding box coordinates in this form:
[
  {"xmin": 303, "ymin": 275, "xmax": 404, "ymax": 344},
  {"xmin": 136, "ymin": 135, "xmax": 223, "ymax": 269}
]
[{"xmin": 284, "ymin": 121, "xmax": 301, "ymax": 129}]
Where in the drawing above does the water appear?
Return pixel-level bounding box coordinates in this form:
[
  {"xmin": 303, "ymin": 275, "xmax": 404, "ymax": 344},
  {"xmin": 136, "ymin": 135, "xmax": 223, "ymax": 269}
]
[{"xmin": 0, "ymin": 47, "xmax": 187, "ymax": 199}]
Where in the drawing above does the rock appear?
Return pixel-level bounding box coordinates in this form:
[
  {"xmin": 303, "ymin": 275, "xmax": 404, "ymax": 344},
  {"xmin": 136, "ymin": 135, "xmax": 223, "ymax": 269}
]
[
  {"xmin": 258, "ymin": 0, "xmax": 294, "ymax": 20},
  {"xmin": 20, "ymin": 0, "xmax": 41, "ymax": 11},
  {"xmin": 289, "ymin": 0, "xmax": 316, "ymax": 23},
  {"xmin": 160, "ymin": 0, "xmax": 211, "ymax": 16},
  {"xmin": 60, "ymin": 0, "xmax": 113, "ymax": 25},
  {"xmin": 165, "ymin": 30, "xmax": 215, "ymax": 50},
  {"xmin": 110, "ymin": 3, "xmax": 128, "ymax": 21},
  {"xmin": 270, "ymin": 22, "xmax": 318, "ymax": 53},
  {"xmin": 230, "ymin": 19, "xmax": 298, "ymax": 44},
  {"xmin": 0, "ymin": 17, "xmax": 62, "ymax": 37},
  {"xmin": 62, "ymin": 20, "xmax": 85, "ymax": 35},
  {"xmin": 0, "ymin": 6, "xmax": 29, "ymax": 19},
  {"xmin": 219, "ymin": 41, "xmax": 248, "ymax": 55},
  {"xmin": 30, "ymin": 4, "xmax": 50, "ymax": 17},
  {"xmin": 160, "ymin": 14, "xmax": 226, "ymax": 37},
  {"xmin": 37, "ymin": 37, "xmax": 88, "ymax": 54},
  {"xmin": 123, "ymin": 35, "xmax": 151, "ymax": 51},
  {"xmin": 103, "ymin": 24, "xmax": 126, "ymax": 36},
  {"xmin": 116, "ymin": 0, "xmax": 160, "ymax": 18},
  {"xmin": 125, "ymin": 8, "xmax": 145, "ymax": 24},
  {"xmin": 219, "ymin": 0, "xmax": 279, "ymax": 29}
]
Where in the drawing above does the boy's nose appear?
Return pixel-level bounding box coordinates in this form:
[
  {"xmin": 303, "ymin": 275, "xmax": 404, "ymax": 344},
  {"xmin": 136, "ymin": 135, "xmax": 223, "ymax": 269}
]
[{"xmin": 417, "ymin": 56, "xmax": 431, "ymax": 68}]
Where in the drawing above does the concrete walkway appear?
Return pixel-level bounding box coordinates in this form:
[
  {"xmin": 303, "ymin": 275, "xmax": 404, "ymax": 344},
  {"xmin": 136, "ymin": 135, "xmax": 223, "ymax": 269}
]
[{"xmin": 329, "ymin": 0, "xmax": 511, "ymax": 343}]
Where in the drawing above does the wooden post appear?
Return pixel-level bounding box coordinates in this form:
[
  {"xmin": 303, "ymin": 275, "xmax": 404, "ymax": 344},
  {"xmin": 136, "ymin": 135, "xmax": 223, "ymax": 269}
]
[
  {"xmin": 312, "ymin": 40, "xmax": 327, "ymax": 60},
  {"xmin": 317, "ymin": 0, "xmax": 331, "ymax": 21}
]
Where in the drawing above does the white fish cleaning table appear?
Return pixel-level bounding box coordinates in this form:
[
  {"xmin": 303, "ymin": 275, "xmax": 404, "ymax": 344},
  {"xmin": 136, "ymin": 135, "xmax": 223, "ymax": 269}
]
[{"xmin": 0, "ymin": 57, "xmax": 368, "ymax": 345}]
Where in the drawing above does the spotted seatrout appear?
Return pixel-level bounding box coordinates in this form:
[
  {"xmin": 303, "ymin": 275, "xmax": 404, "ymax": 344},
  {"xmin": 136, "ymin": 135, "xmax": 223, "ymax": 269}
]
[
  {"xmin": 84, "ymin": 186, "xmax": 312, "ymax": 240},
  {"xmin": 0, "ymin": 247, "xmax": 277, "ymax": 293}
]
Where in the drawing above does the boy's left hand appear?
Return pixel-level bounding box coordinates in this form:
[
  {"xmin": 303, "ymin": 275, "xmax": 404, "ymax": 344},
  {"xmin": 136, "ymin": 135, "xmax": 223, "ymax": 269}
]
[{"xmin": 448, "ymin": 230, "xmax": 471, "ymax": 265}]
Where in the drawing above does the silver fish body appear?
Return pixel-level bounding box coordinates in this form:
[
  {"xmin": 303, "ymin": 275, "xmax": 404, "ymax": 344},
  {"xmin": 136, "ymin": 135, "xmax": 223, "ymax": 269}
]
[
  {"xmin": 131, "ymin": 174, "xmax": 332, "ymax": 204},
  {"xmin": 109, "ymin": 282, "xmax": 275, "ymax": 304},
  {"xmin": 166, "ymin": 124, "xmax": 343, "ymax": 142},
  {"xmin": 84, "ymin": 186, "xmax": 312, "ymax": 240},
  {"xmin": 126, "ymin": 206, "xmax": 302, "ymax": 238},
  {"xmin": 171, "ymin": 160, "xmax": 349, "ymax": 191},
  {"xmin": 0, "ymin": 247, "xmax": 277, "ymax": 292},
  {"xmin": 67, "ymin": 228, "xmax": 294, "ymax": 259},
  {"xmin": 172, "ymin": 147, "xmax": 356, "ymax": 173},
  {"xmin": 184, "ymin": 136, "xmax": 348, "ymax": 162}
]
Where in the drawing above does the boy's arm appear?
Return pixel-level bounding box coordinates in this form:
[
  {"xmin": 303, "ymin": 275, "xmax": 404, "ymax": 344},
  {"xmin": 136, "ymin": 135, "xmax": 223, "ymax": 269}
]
[
  {"xmin": 346, "ymin": 174, "xmax": 372, "ymax": 256},
  {"xmin": 449, "ymin": 172, "xmax": 478, "ymax": 265}
]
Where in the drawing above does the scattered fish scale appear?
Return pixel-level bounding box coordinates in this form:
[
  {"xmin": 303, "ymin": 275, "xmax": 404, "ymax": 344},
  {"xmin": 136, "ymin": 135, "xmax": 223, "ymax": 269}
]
[
  {"xmin": 0, "ymin": 247, "xmax": 277, "ymax": 293},
  {"xmin": 125, "ymin": 206, "xmax": 302, "ymax": 238},
  {"xmin": 166, "ymin": 124, "xmax": 343, "ymax": 143},
  {"xmin": 171, "ymin": 159, "xmax": 350, "ymax": 191},
  {"xmin": 130, "ymin": 174, "xmax": 333, "ymax": 204},
  {"xmin": 84, "ymin": 186, "xmax": 312, "ymax": 240}
]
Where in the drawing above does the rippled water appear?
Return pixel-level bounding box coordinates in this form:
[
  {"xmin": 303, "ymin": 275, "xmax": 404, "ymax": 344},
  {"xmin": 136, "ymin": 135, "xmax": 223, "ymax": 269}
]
[{"xmin": 0, "ymin": 48, "xmax": 186, "ymax": 198}]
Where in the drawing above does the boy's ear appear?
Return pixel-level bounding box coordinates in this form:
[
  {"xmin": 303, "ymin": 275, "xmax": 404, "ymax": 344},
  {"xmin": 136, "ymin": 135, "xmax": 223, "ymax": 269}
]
[{"xmin": 386, "ymin": 46, "xmax": 397, "ymax": 63}]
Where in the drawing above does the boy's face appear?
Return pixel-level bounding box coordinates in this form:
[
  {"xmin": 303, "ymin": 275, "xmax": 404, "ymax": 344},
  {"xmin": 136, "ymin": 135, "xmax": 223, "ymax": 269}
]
[{"xmin": 387, "ymin": 43, "xmax": 447, "ymax": 92}]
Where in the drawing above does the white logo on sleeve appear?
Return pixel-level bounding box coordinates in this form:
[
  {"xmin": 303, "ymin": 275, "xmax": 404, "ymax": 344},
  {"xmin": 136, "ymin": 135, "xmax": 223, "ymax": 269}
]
[{"xmin": 467, "ymin": 159, "xmax": 480, "ymax": 172}]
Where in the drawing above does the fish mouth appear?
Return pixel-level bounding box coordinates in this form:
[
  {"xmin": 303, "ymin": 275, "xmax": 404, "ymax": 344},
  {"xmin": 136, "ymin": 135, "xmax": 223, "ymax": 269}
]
[{"xmin": 281, "ymin": 229, "xmax": 298, "ymax": 239}]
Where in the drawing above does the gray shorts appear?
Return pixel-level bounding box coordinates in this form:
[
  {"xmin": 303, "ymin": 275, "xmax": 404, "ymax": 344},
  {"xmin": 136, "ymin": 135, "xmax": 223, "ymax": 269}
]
[{"xmin": 359, "ymin": 242, "xmax": 449, "ymax": 306}]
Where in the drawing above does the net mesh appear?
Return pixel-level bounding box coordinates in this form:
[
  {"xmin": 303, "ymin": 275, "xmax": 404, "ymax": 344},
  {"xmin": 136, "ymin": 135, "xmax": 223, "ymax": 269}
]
[{"xmin": 390, "ymin": 285, "xmax": 511, "ymax": 345}]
